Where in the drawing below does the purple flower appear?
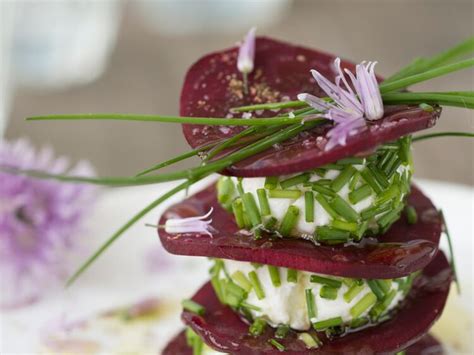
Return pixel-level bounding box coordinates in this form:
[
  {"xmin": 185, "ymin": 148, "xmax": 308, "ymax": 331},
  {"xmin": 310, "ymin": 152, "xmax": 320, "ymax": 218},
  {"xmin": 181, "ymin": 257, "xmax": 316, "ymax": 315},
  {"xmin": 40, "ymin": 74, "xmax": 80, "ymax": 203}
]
[
  {"xmin": 0, "ymin": 139, "xmax": 96, "ymax": 308},
  {"xmin": 237, "ymin": 27, "xmax": 256, "ymax": 74},
  {"xmin": 165, "ymin": 208, "xmax": 214, "ymax": 237},
  {"xmin": 298, "ymin": 58, "xmax": 384, "ymax": 150}
]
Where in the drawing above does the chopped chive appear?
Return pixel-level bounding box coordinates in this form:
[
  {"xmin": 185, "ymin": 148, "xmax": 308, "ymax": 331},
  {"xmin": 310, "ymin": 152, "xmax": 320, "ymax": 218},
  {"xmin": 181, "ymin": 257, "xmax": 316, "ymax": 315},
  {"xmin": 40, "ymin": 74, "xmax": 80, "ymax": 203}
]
[
  {"xmin": 343, "ymin": 283, "xmax": 365, "ymax": 303},
  {"xmin": 305, "ymin": 289, "xmax": 317, "ymax": 320},
  {"xmin": 398, "ymin": 136, "xmax": 412, "ymax": 165},
  {"xmin": 381, "ymin": 153, "xmax": 399, "ymax": 174},
  {"xmin": 322, "ymin": 163, "xmax": 344, "ymax": 170},
  {"xmin": 267, "ymin": 265, "xmax": 281, "ymax": 287},
  {"xmin": 287, "ymin": 268, "xmax": 298, "ymax": 283},
  {"xmin": 192, "ymin": 335, "xmax": 203, "ymax": 355},
  {"xmin": 337, "ymin": 157, "xmax": 365, "ymax": 165},
  {"xmin": 350, "ymin": 292, "xmax": 377, "ymax": 318},
  {"xmin": 370, "ymin": 289, "xmax": 397, "ymax": 319},
  {"xmin": 367, "ymin": 280, "xmax": 385, "ymax": 300},
  {"xmin": 251, "ymin": 262, "xmax": 262, "ymax": 269},
  {"xmin": 280, "ymin": 173, "xmax": 310, "ymax": 189},
  {"xmin": 232, "ymin": 198, "xmax": 246, "ymax": 228},
  {"xmin": 349, "ymin": 172, "xmax": 361, "ymax": 191},
  {"xmin": 331, "ymin": 219, "xmax": 359, "ymax": 233},
  {"xmin": 264, "ymin": 216, "xmax": 278, "ymax": 230},
  {"xmin": 268, "ymin": 189, "xmax": 302, "ymax": 199},
  {"xmin": 257, "ymin": 188, "xmax": 271, "ymax": 216},
  {"xmin": 297, "ymin": 332, "xmax": 321, "ymax": 349},
  {"xmin": 378, "ymin": 151, "xmax": 395, "ymax": 170},
  {"xmin": 405, "ymin": 205, "xmax": 418, "ymax": 224},
  {"xmin": 232, "ymin": 271, "xmax": 252, "ymax": 292},
  {"xmin": 349, "ymin": 184, "xmax": 373, "ymax": 204},
  {"xmin": 310, "ymin": 275, "xmax": 342, "ymax": 288},
  {"xmin": 182, "ymin": 299, "xmax": 206, "ymax": 316},
  {"xmin": 315, "ymin": 194, "xmax": 339, "ymax": 219},
  {"xmin": 320, "ymin": 286, "xmax": 339, "ymax": 300},
  {"xmin": 367, "ymin": 165, "xmax": 389, "ymax": 189},
  {"xmin": 236, "ymin": 178, "xmax": 245, "ymax": 195},
  {"xmin": 311, "ymin": 183, "xmax": 336, "ymax": 197},
  {"xmin": 329, "ymin": 196, "xmax": 359, "ymax": 222},
  {"xmin": 268, "ymin": 339, "xmax": 286, "ymax": 351},
  {"xmin": 210, "ymin": 276, "xmax": 225, "ymax": 304},
  {"xmin": 242, "ymin": 211, "xmax": 252, "ymax": 230},
  {"xmin": 313, "ymin": 168, "xmax": 327, "ymax": 177},
  {"xmin": 315, "ymin": 178, "xmax": 332, "ymax": 185},
  {"xmin": 350, "ymin": 317, "xmax": 369, "ymax": 329},
  {"xmin": 315, "ymin": 226, "xmax": 350, "ymax": 242},
  {"xmin": 386, "ymin": 158, "xmax": 402, "ymax": 179},
  {"xmin": 304, "ymin": 191, "xmax": 315, "ymax": 223},
  {"xmin": 342, "ymin": 278, "xmax": 355, "ymax": 288},
  {"xmin": 249, "ymin": 318, "xmax": 267, "ymax": 336},
  {"xmin": 279, "ymin": 205, "xmax": 300, "ymax": 237},
  {"xmin": 355, "ymin": 221, "xmax": 368, "ymax": 241},
  {"xmin": 375, "ymin": 279, "xmax": 391, "ymax": 294},
  {"xmin": 360, "ymin": 202, "xmax": 391, "ymax": 220},
  {"xmin": 217, "ymin": 177, "xmax": 235, "ymax": 204},
  {"xmin": 378, "ymin": 205, "xmax": 403, "ymax": 230},
  {"xmin": 331, "ymin": 166, "xmax": 357, "ymax": 192},
  {"xmin": 376, "ymin": 184, "xmax": 400, "ymax": 205},
  {"xmin": 360, "ymin": 168, "xmax": 383, "ymax": 194},
  {"xmin": 241, "ymin": 301, "xmax": 261, "ymax": 312},
  {"xmin": 248, "ymin": 271, "xmax": 265, "ymax": 300},
  {"xmin": 275, "ymin": 324, "xmax": 290, "ymax": 339},
  {"xmin": 313, "ymin": 317, "xmax": 343, "ymax": 330},
  {"xmin": 264, "ymin": 176, "xmax": 279, "ymax": 189},
  {"xmin": 242, "ymin": 192, "xmax": 262, "ymax": 226}
]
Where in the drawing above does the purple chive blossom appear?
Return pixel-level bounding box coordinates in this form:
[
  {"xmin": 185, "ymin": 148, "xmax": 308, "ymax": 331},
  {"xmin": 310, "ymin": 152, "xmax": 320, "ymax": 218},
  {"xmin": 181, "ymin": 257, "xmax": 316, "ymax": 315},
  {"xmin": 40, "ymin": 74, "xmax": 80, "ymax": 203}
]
[
  {"xmin": 237, "ymin": 27, "xmax": 256, "ymax": 74},
  {"xmin": 165, "ymin": 208, "xmax": 214, "ymax": 237},
  {"xmin": 0, "ymin": 139, "xmax": 96, "ymax": 308},
  {"xmin": 298, "ymin": 58, "xmax": 384, "ymax": 150}
]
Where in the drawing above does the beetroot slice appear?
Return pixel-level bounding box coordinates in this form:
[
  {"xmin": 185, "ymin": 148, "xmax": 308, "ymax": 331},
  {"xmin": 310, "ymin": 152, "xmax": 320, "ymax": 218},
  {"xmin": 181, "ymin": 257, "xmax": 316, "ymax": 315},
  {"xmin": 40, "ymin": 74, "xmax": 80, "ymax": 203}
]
[
  {"xmin": 162, "ymin": 332, "xmax": 443, "ymax": 355},
  {"xmin": 180, "ymin": 252, "xmax": 451, "ymax": 354},
  {"xmin": 158, "ymin": 184, "xmax": 441, "ymax": 279},
  {"xmin": 180, "ymin": 37, "xmax": 440, "ymax": 177}
]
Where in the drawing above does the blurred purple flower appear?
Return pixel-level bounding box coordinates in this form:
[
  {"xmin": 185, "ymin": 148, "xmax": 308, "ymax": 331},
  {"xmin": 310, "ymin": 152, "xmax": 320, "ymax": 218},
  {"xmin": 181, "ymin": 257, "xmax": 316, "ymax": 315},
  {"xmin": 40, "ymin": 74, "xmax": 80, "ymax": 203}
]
[
  {"xmin": 298, "ymin": 58, "xmax": 384, "ymax": 150},
  {"xmin": 237, "ymin": 27, "xmax": 256, "ymax": 75},
  {"xmin": 0, "ymin": 138, "xmax": 96, "ymax": 308}
]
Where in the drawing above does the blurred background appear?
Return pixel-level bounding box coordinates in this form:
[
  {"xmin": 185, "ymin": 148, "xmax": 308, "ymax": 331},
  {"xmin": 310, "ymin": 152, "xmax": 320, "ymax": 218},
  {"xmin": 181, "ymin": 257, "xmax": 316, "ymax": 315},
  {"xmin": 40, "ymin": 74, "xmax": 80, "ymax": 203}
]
[{"xmin": 1, "ymin": 0, "xmax": 473, "ymax": 185}]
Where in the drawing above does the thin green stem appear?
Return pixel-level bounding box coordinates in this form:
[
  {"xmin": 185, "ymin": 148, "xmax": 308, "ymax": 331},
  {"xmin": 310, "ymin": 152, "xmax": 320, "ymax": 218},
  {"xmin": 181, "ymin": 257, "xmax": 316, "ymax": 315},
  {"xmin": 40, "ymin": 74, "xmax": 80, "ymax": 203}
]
[
  {"xmin": 26, "ymin": 113, "xmax": 306, "ymax": 126},
  {"xmin": 3, "ymin": 120, "xmax": 325, "ymax": 187},
  {"xmin": 384, "ymin": 37, "xmax": 474, "ymax": 83},
  {"xmin": 66, "ymin": 179, "xmax": 192, "ymax": 286},
  {"xmin": 231, "ymin": 100, "xmax": 306, "ymax": 113},
  {"xmin": 440, "ymin": 210, "xmax": 460, "ymax": 294},
  {"xmin": 412, "ymin": 131, "xmax": 474, "ymax": 142},
  {"xmin": 382, "ymin": 92, "xmax": 474, "ymax": 109},
  {"xmin": 379, "ymin": 58, "xmax": 474, "ymax": 94}
]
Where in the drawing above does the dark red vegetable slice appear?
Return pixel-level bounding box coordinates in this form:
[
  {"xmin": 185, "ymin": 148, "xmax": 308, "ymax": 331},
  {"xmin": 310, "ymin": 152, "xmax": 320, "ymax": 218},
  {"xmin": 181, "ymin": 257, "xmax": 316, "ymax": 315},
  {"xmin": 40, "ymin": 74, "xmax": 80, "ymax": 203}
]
[
  {"xmin": 179, "ymin": 252, "xmax": 451, "ymax": 354},
  {"xmin": 180, "ymin": 37, "xmax": 440, "ymax": 177},
  {"xmin": 158, "ymin": 184, "xmax": 441, "ymax": 279},
  {"xmin": 163, "ymin": 331, "xmax": 443, "ymax": 355}
]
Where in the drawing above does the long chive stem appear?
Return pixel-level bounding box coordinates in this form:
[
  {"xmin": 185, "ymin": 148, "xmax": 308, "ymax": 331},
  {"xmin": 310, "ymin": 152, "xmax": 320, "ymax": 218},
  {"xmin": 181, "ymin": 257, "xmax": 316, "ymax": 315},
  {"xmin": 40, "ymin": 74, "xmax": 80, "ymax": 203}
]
[
  {"xmin": 382, "ymin": 92, "xmax": 474, "ymax": 109},
  {"xmin": 66, "ymin": 180, "xmax": 192, "ymax": 286},
  {"xmin": 440, "ymin": 210, "xmax": 460, "ymax": 294},
  {"xmin": 27, "ymin": 112, "xmax": 308, "ymax": 126},
  {"xmin": 413, "ymin": 131, "xmax": 474, "ymax": 142},
  {"xmin": 379, "ymin": 58, "xmax": 474, "ymax": 94},
  {"xmin": 231, "ymin": 100, "xmax": 307, "ymax": 113},
  {"xmin": 3, "ymin": 121, "xmax": 324, "ymax": 187}
]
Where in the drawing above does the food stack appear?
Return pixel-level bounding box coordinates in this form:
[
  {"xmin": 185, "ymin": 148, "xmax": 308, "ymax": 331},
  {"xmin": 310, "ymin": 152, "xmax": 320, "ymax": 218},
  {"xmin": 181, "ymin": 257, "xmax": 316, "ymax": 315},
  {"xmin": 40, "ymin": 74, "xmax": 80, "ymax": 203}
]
[{"xmin": 159, "ymin": 38, "xmax": 452, "ymax": 354}]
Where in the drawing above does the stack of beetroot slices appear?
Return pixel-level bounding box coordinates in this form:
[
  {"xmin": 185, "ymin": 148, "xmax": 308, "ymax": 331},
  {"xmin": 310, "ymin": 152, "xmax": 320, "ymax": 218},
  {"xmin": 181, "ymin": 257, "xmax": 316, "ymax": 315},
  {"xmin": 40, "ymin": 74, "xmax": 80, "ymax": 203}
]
[{"xmin": 159, "ymin": 38, "xmax": 451, "ymax": 354}]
